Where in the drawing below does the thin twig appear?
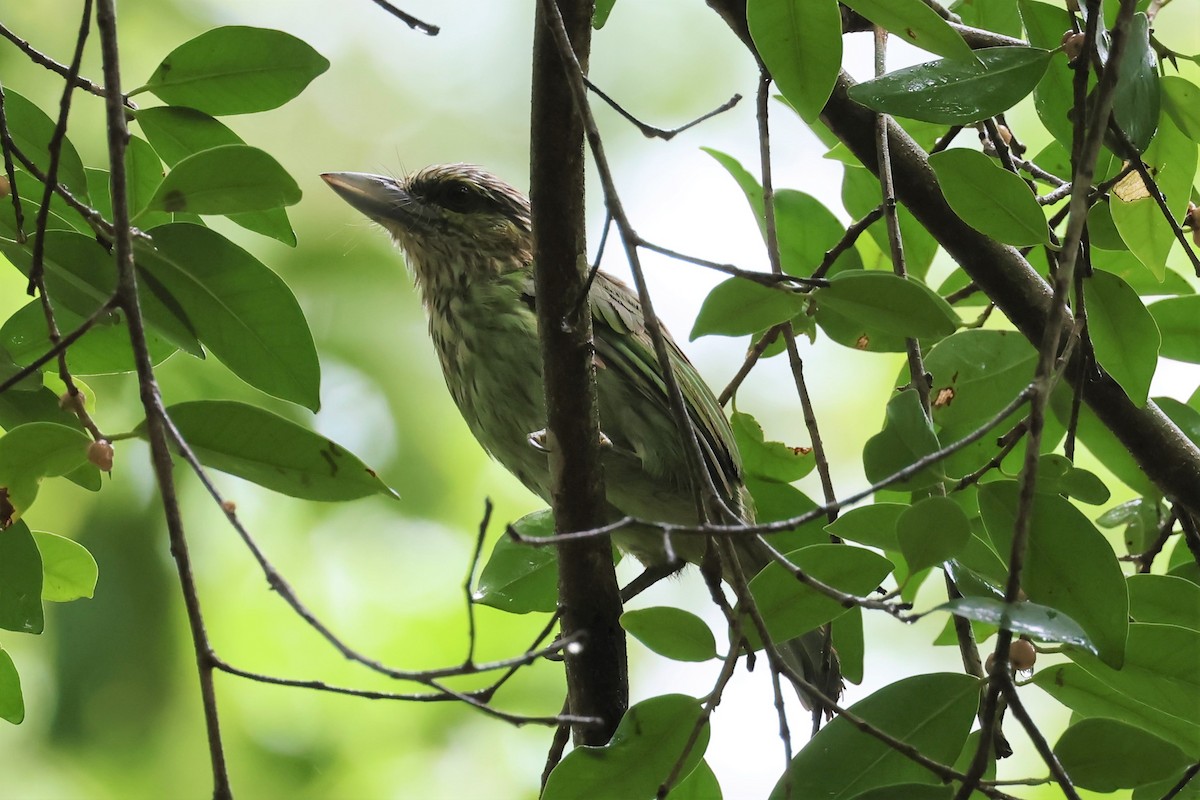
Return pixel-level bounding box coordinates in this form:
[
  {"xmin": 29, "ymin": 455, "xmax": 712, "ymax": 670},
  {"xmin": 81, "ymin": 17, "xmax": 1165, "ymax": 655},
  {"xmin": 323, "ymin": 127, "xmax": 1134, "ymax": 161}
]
[
  {"xmin": 1000, "ymin": 675, "xmax": 1082, "ymax": 800},
  {"xmin": 718, "ymin": 324, "xmax": 782, "ymax": 407},
  {"xmin": 0, "ymin": 20, "xmax": 132, "ymax": 107},
  {"xmin": 94, "ymin": 1, "xmax": 232, "ymax": 796},
  {"xmin": 0, "ymin": 295, "xmax": 118, "ymax": 395},
  {"xmin": 585, "ymin": 76, "xmax": 741, "ymax": 140},
  {"xmin": 368, "ymin": 0, "xmax": 440, "ymax": 35}
]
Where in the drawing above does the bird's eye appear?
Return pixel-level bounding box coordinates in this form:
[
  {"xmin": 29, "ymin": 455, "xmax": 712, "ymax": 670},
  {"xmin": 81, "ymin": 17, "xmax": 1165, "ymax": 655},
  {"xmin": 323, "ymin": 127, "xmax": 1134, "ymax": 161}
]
[{"xmin": 428, "ymin": 180, "xmax": 487, "ymax": 215}]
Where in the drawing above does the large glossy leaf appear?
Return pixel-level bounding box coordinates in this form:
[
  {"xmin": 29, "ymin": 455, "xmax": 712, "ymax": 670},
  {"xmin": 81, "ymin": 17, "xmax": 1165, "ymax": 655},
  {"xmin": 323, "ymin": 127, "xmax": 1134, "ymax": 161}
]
[
  {"xmin": 473, "ymin": 509, "xmax": 558, "ymax": 614},
  {"xmin": 1056, "ymin": 718, "xmax": 1190, "ymax": 792},
  {"xmin": 1127, "ymin": 574, "xmax": 1200, "ymax": 631},
  {"xmin": 842, "ymin": 0, "xmax": 975, "ymax": 61},
  {"xmin": 935, "ymin": 597, "xmax": 1094, "ymax": 651},
  {"xmin": 929, "ymin": 149, "xmax": 1049, "ymax": 246},
  {"xmin": 841, "ymin": 166, "xmax": 938, "ymax": 280},
  {"xmin": 748, "ymin": 0, "xmax": 841, "ymax": 122},
  {"xmin": 896, "ymin": 496, "xmax": 970, "ymax": 573},
  {"xmin": 622, "ymin": 607, "xmax": 717, "ymax": 662},
  {"xmin": 0, "ymin": 647, "xmax": 23, "ymax": 724},
  {"xmin": 146, "ymin": 145, "xmax": 301, "ymax": 215},
  {"xmin": 135, "ymin": 26, "xmax": 329, "ymax": 115},
  {"xmin": 1034, "ymin": 624, "xmax": 1200, "ymax": 756},
  {"xmin": 32, "ymin": 531, "xmax": 97, "ymax": 603},
  {"xmin": 0, "ymin": 521, "xmax": 42, "ymax": 635},
  {"xmin": 0, "ymin": 90, "xmax": 88, "ymax": 198},
  {"xmin": 150, "ymin": 401, "xmax": 396, "ymax": 502},
  {"xmin": 824, "ymin": 503, "xmax": 906, "ymax": 550},
  {"xmin": 1, "ymin": 300, "xmax": 176, "ymax": 376},
  {"xmin": 1149, "ymin": 296, "xmax": 1200, "ymax": 364},
  {"xmin": 0, "ymin": 423, "xmax": 94, "ymax": 522},
  {"xmin": 137, "ymin": 223, "xmax": 320, "ymax": 410},
  {"xmin": 1018, "ymin": 0, "xmax": 1076, "ymax": 147},
  {"xmin": 979, "ymin": 481, "xmax": 1128, "ymax": 667},
  {"xmin": 732, "ymin": 411, "xmax": 814, "ymax": 483},
  {"xmin": 746, "ymin": 544, "xmax": 893, "ymax": 649},
  {"xmin": 690, "ymin": 277, "xmax": 806, "ymax": 340},
  {"xmin": 1110, "ymin": 13, "xmax": 1160, "ymax": 153},
  {"xmin": 769, "ymin": 673, "xmax": 979, "ymax": 799},
  {"xmin": 814, "ymin": 271, "xmax": 959, "ymax": 341},
  {"xmin": 543, "ymin": 694, "xmax": 709, "ymax": 800},
  {"xmin": 0, "ymin": 230, "xmax": 202, "ymax": 357},
  {"xmin": 1161, "ymin": 75, "xmax": 1200, "ymax": 140},
  {"xmin": 1111, "ymin": 116, "xmax": 1196, "ymax": 280},
  {"xmin": 134, "ymin": 107, "xmax": 296, "ymax": 245},
  {"xmin": 862, "ymin": 389, "xmax": 945, "ymax": 491},
  {"xmin": 1085, "ymin": 269, "xmax": 1160, "ymax": 407},
  {"xmin": 847, "ymin": 47, "xmax": 1052, "ymax": 125}
]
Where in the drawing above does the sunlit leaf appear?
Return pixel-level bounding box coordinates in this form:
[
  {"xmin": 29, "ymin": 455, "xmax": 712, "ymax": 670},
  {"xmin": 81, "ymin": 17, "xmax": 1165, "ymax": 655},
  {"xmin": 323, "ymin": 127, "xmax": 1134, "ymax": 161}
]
[
  {"xmin": 474, "ymin": 510, "xmax": 558, "ymax": 614},
  {"xmin": 135, "ymin": 26, "xmax": 329, "ymax": 115},
  {"xmin": 749, "ymin": 0, "xmax": 841, "ymax": 122},
  {"xmin": 842, "ymin": 0, "xmax": 975, "ymax": 61},
  {"xmin": 0, "ymin": 521, "xmax": 43, "ymax": 635},
  {"xmin": 32, "ymin": 531, "xmax": 97, "ymax": 603},
  {"xmin": 146, "ymin": 145, "xmax": 301, "ymax": 215}
]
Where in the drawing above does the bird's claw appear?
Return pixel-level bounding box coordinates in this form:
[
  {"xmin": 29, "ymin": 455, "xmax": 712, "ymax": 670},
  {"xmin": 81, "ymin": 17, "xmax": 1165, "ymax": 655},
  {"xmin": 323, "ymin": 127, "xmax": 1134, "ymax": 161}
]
[{"xmin": 527, "ymin": 429, "xmax": 614, "ymax": 452}]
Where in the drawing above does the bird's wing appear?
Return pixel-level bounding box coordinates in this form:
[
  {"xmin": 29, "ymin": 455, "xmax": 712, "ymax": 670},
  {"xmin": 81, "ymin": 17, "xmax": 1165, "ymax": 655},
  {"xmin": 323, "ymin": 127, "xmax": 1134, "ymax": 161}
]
[{"xmin": 587, "ymin": 271, "xmax": 745, "ymax": 513}]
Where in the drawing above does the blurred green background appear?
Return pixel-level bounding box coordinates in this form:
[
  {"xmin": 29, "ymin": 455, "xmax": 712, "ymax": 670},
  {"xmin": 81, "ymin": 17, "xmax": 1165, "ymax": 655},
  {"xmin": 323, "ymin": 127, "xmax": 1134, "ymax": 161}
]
[{"xmin": 1, "ymin": 1, "xmax": 1197, "ymax": 797}]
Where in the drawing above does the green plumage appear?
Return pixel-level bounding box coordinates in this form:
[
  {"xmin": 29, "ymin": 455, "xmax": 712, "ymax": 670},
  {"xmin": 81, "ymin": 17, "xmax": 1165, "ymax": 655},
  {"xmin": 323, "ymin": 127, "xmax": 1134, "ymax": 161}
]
[{"xmin": 322, "ymin": 164, "xmax": 840, "ymax": 711}]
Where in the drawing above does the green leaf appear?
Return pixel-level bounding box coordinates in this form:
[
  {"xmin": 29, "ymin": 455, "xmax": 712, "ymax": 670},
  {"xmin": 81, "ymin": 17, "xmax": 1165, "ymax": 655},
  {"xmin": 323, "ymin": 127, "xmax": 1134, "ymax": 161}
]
[
  {"xmin": 862, "ymin": 389, "xmax": 946, "ymax": 491},
  {"xmin": 149, "ymin": 400, "xmax": 396, "ymax": 502},
  {"xmin": 0, "ymin": 647, "xmax": 23, "ymax": 724},
  {"xmin": 921, "ymin": 329, "xmax": 1037, "ymax": 476},
  {"xmin": 621, "ymin": 607, "xmax": 717, "ymax": 662},
  {"xmin": 746, "ymin": 544, "xmax": 893, "ymax": 649},
  {"xmin": 1110, "ymin": 13, "xmax": 1160, "ymax": 153},
  {"xmin": 731, "ymin": 411, "xmax": 814, "ymax": 483},
  {"xmin": 748, "ymin": 0, "xmax": 841, "ymax": 123},
  {"xmin": 842, "ymin": 0, "xmax": 975, "ymax": 61},
  {"xmin": 831, "ymin": 606, "xmax": 865, "ymax": 684},
  {"xmin": 929, "ymin": 149, "xmax": 1049, "ymax": 246},
  {"xmin": 543, "ymin": 694, "xmax": 709, "ymax": 800},
  {"xmin": 769, "ymin": 673, "xmax": 979, "ymax": 799},
  {"xmin": 137, "ymin": 223, "xmax": 320, "ymax": 410},
  {"xmin": 593, "ymin": 0, "xmax": 617, "ymax": 28},
  {"xmin": 0, "ymin": 521, "xmax": 43, "ymax": 634},
  {"xmin": 1149, "ymin": 296, "xmax": 1200, "ymax": 364},
  {"xmin": 135, "ymin": 107, "xmax": 296, "ymax": 245},
  {"xmin": 745, "ymin": 479, "xmax": 831, "ymax": 557},
  {"xmin": 1, "ymin": 300, "xmax": 176, "ymax": 376},
  {"xmin": 32, "ymin": 531, "xmax": 97, "ymax": 602},
  {"xmin": 954, "ymin": 0, "xmax": 1022, "ymax": 37},
  {"xmin": 1128, "ymin": 574, "xmax": 1200, "ymax": 631},
  {"xmin": 146, "ymin": 145, "xmax": 301, "ymax": 215},
  {"xmin": 774, "ymin": 190, "xmax": 865, "ymax": 278},
  {"xmin": 1085, "ymin": 269, "xmax": 1159, "ymax": 407},
  {"xmin": 0, "ymin": 90, "xmax": 88, "ymax": 198},
  {"xmin": 815, "ymin": 271, "xmax": 959, "ymax": 340},
  {"xmin": 896, "ymin": 496, "xmax": 970, "ymax": 573},
  {"xmin": 841, "ymin": 166, "xmax": 939, "ymax": 280},
  {"xmin": 824, "ymin": 503, "xmax": 906, "ymax": 550},
  {"xmin": 1055, "ymin": 716, "xmax": 1191, "ymax": 791},
  {"xmin": 935, "ymin": 597, "xmax": 1095, "ymax": 651},
  {"xmin": 978, "ymin": 481, "xmax": 1128, "ymax": 667},
  {"xmin": 123, "ymin": 135, "xmax": 171, "ymax": 228},
  {"xmin": 1111, "ymin": 116, "xmax": 1196, "ymax": 279},
  {"xmin": 1017, "ymin": 0, "xmax": 1075, "ymax": 148},
  {"xmin": 0, "ymin": 230, "xmax": 203, "ymax": 357},
  {"xmin": 0, "ymin": 423, "xmax": 94, "ymax": 521},
  {"xmin": 666, "ymin": 759, "xmax": 721, "ymax": 800},
  {"xmin": 846, "ymin": 47, "xmax": 1052, "ymax": 125},
  {"xmin": 1035, "ymin": 454, "xmax": 1110, "ymax": 505},
  {"xmin": 690, "ymin": 278, "xmax": 806, "ymax": 340},
  {"xmin": 1034, "ymin": 660, "xmax": 1200, "ymax": 757},
  {"xmin": 136, "ymin": 26, "xmax": 329, "ymax": 115},
  {"xmin": 1097, "ymin": 497, "xmax": 1161, "ymax": 554},
  {"xmin": 1161, "ymin": 76, "xmax": 1200, "ymax": 140},
  {"xmin": 474, "ymin": 510, "xmax": 558, "ymax": 614}
]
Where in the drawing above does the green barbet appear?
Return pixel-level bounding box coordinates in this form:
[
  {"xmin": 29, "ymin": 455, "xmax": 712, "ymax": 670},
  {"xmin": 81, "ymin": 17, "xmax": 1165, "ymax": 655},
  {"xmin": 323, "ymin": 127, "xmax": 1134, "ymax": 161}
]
[{"xmin": 322, "ymin": 164, "xmax": 840, "ymax": 711}]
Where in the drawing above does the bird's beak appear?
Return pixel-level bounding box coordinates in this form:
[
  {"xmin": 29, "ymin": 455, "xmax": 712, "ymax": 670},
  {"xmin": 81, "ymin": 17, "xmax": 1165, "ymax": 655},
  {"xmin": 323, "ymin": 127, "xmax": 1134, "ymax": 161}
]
[{"xmin": 321, "ymin": 172, "xmax": 410, "ymax": 223}]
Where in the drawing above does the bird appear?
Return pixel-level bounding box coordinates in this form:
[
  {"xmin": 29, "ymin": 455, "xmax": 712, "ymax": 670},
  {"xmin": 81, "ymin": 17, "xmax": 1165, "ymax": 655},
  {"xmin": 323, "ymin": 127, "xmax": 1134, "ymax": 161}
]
[{"xmin": 321, "ymin": 164, "xmax": 840, "ymax": 712}]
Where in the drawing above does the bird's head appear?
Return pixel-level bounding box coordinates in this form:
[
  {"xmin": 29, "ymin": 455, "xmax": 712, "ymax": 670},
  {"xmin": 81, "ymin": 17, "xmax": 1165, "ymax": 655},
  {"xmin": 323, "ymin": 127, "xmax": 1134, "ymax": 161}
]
[{"xmin": 322, "ymin": 164, "xmax": 533, "ymax": 291}]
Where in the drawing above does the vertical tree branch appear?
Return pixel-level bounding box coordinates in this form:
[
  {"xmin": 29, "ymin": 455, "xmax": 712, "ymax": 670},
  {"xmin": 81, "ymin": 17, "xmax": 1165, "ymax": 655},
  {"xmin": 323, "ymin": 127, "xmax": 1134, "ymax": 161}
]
[
  {"xmin": 94, "ymin": 1, "xmax": 231, "ymax": 796},
  {"xmin": 530, "ymin": 0, "xmax": 628, "ymax": 745}
]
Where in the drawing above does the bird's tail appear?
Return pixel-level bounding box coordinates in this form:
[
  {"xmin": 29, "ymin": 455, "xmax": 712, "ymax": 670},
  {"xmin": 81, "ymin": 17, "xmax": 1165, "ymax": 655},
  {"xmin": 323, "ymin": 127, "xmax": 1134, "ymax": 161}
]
[{"xmin": 731, "ymin": 535, "xmax": 843, "ymax": 716}]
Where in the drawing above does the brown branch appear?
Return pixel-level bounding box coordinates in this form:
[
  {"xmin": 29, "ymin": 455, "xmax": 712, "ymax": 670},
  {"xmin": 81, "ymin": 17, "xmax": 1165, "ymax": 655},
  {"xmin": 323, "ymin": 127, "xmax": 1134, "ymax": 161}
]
[
  {"xmin": 368, "ymin": 0, "xmax": 439, "ymax": 35},
  {"xmin": 585, "ymin": 76, "xmax": 741, "ymax": 140},
  {"xmin": 94, "ymin": 1, "xmax": 231, "ymax": 797},
  {"xmin": 531, "ymin": 0, "xmax": 628, "ymax": 746},
  {"xmin": 0, "ymin": 20, "xmax": 133, "ymax": 107}
]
